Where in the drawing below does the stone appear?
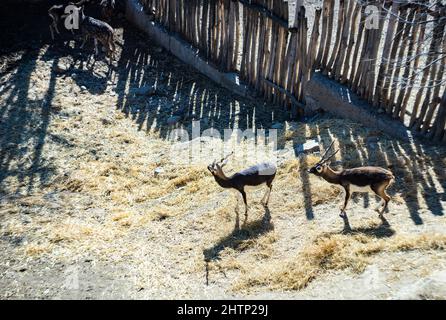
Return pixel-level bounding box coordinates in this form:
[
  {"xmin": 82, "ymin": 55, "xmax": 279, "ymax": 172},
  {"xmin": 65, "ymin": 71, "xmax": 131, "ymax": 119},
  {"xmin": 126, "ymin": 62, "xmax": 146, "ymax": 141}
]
[
  {"xmin": 154, "ymin": 167, "xmax": 164, "ymax": 176},
  {"xmin": 295, "ymin": 139, "xmax": 320, "ymax": 154},
  {"xmin": 101, "ymin": 118, "xmax": 112, "ymax": 125}
]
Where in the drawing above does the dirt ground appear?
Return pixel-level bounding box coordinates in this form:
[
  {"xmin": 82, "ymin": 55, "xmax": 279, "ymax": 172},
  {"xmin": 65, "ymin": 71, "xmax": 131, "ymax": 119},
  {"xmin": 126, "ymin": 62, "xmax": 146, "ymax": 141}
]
[{"xmin": 1, "ymin": 2, "xmax": 446, "ymax": 300}]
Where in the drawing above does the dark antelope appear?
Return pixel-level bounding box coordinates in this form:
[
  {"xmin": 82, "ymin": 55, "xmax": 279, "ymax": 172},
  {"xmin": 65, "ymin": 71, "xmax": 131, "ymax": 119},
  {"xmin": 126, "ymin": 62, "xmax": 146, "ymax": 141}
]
[
  {"xmin": 208, "ymin": 152, "xmax": 277, "ymax": 220},
  {"xmin": 308, "ymin": 142, "xmax": 395, "ymax": 219},
  {"xmin": 99, "ymin": 0, "xmax": 116, "ymax": 22},
  {"xmin": 72, "ymin": 6, "xmax": 116, "ymax": 61},
  {"xmin": 48, "ymin": 0, "xmax": 90, "ymax": 40}
]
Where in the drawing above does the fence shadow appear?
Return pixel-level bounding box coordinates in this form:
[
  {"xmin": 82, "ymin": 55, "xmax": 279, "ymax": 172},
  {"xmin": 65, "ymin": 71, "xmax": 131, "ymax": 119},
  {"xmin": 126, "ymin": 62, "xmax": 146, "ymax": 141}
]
[
  {"xmin": 113, "ymin": 22, "xmax": 288, "ymax": 143},
  {"xmin": 0, "ymin": 2, "xmax": 59, "ymax": 195}
]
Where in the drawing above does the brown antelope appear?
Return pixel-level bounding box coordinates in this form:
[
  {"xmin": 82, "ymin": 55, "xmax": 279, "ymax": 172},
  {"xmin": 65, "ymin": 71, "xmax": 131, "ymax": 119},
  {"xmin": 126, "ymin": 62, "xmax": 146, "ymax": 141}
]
[
  {"xmin": 208, "ymin": 152, "xmax": 277, "ymax": 220},
  {"xmin": 308, "ymin": 142, "xmax": 395, "ymax": 219}
]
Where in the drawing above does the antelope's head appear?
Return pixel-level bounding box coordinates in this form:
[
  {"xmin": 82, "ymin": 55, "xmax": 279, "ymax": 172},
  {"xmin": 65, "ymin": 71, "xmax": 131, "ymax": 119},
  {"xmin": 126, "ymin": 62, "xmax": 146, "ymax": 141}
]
[
  {"xmin": 208, "ymin": 152, "xmax": 234, "ymax": 179},
  {"xmin": 308, "ymin": 141, "xmax": 339, "ymax": 177}
]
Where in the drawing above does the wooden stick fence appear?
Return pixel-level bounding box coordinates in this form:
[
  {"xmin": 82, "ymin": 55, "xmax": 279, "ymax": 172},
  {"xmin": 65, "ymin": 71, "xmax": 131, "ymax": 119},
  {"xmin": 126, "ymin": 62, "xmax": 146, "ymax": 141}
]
[
  {"xmin": 140, "ymin": 0, "xmax": 446, "ymax": 143},
  {"xmin": 314, "ymin": 0, "xmax": 446, "ymax": 142}
]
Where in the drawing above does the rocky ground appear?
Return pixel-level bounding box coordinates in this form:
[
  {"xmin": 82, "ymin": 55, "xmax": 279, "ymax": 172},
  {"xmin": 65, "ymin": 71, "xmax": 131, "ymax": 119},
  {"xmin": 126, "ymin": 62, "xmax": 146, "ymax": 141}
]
[{"xmin": 1, "ymin": 2, "xmax": 446, "ymax": 300}]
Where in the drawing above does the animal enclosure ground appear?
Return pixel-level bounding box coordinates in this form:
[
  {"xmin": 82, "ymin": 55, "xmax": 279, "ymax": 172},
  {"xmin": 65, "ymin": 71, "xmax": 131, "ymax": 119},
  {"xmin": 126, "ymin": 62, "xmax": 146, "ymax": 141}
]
[{"xmin": 1, "ymin": 2, "xmax": 446, "ymax": 299}]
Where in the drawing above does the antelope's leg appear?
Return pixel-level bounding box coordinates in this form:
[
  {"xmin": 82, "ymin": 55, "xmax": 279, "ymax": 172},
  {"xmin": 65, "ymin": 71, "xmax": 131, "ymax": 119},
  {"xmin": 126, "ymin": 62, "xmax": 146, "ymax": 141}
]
[
  {"xmin": 261, "ymin": 186, "xmax": 268, "ymax": 204},
  {"xmin": 340, "ymin": 186, "xmax": 351, "ymax": 218},
  {"xmin": 110, "ymin": 37, "xmax": 116, "ymax": 59},
  {"xmin": 94, "ymin": 38, "xmax": 99, "ymax": 56},
  {"xmin": 54, "ymin": 23, "xmax": 60, "ymax": 35},
  {"xmin": 373, "ymin": 182, "xmax": 391, "ymax": 215},
  {"xmin": 235, "ymin": 191, "xmax": 240, "ymax": 211},
  {"xmin": 262, "ymin": 183, "xmax": 273, "ymax": 206},
  {"xmin": 374, "ymin": 196, "xmax": 385, "ymax": 211},
  {"xmin": 234, "ymin": 204, "xmax": 240, "ymax": 230},
  {"xmin": 106, "ymin": 37, "xmax": 114, "ymax": 62},
  {"xmin": 50, "ymin": 25, "xmax": 55, "ymax": 40},
  {"xmin": 80, "ymin": 34, "xmax": 88, "ymax": 49},
  {"xmin": 49, "ymin": 18, "xmax": 58, "ymax": 40},
  {"xmin": 53, "ymin": 15, "xmax": 60, "ymax": 35},
  {"xmin": 240, "ymin": 189, "xmax": 248, "ymax": 218}
]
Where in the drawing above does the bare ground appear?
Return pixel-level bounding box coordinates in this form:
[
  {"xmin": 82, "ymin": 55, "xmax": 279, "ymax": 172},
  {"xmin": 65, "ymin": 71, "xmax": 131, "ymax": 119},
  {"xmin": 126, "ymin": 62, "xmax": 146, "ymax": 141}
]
[{"xmin": 1, "ymin": 3, "xmax": 446, "ymax": 300}]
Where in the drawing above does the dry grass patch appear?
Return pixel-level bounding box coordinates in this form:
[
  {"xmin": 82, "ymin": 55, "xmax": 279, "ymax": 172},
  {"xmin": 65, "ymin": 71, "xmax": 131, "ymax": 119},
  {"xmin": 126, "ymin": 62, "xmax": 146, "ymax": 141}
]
[
  {"xmin": 24, "ymin": 244, "xmax": 53, "ymax": 256},
  {"xmin": 235, "ymin": 229, "xmax": 446, "ymax": 292},
  {"xmin": 49, "ymin": 222, "xmax": 96, "ymax": 243}
]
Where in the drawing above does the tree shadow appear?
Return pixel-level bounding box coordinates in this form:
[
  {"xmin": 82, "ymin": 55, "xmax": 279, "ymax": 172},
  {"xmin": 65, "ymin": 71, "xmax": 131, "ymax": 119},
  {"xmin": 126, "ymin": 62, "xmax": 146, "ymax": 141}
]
[{"xmin": 113, "ymin": 22, "xmax": 287, "ymax": 143}]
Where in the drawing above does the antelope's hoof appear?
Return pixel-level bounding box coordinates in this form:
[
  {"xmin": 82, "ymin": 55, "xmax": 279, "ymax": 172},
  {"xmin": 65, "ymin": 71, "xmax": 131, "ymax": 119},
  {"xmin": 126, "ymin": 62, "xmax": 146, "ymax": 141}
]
[{"xmin": 339, "ymin": 211, "xmax": 347, "ymax": 219}]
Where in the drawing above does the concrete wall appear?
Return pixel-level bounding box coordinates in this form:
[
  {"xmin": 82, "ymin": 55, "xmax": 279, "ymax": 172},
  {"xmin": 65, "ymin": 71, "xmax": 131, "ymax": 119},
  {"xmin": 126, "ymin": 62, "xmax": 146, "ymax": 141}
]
[
  {"xmin": 305, "ymin": 73, "xmax": 419, "ymax": 142},
  {"xmin": 125, "ymin": 0, "xmax": 253, "ymax": 99}
]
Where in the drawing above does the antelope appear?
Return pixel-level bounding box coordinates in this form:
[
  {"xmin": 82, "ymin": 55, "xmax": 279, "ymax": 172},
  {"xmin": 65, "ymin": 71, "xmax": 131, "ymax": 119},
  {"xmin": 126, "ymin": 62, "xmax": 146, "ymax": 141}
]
[
  {"xmin": 308, "ymin": 141, "xmax": 395, "ymax": 219},
  {"xmin": 207, "ymin": 152, "xmax": 277, "ymax": 220},
  {"xmin": 72, "ymin": 6, "xmax": 116, "ymax": 61}
]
